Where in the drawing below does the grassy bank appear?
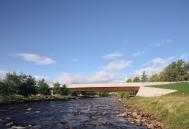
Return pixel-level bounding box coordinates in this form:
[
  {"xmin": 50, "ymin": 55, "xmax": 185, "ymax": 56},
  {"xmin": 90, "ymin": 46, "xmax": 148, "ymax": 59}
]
[
  {"xmin": 123, "ymin": 83, "xmax": 189, "ymax": 129},
  {"xmin": 148, "ymin": 82, "xmax": 189, "ymax": 95},
  {"xmin": 0, "ymin": 95, "xmax": 76, "ymax": 105}
]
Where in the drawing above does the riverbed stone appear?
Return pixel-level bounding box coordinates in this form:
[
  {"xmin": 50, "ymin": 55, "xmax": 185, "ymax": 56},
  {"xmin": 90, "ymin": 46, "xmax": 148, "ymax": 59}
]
[
  {"xmin": 134, "ymin": 119, "xmax": 142, "ymax": 126},
  {"xmin": 6, "ymin": 121, "xmax": 14, "ymax": 127},
  {"xmin": 146, "ymin": 123, "xmax": 154, "ymax": 129},
  {"xmin": 11, "ymin": 125, "xmax": 26, "ymax": 129},
  {"xmin": 26, "ymin": 108, "xmax": 32, "ymax": 111},
  {"xmin": 33, "ymin": 111, "xmax": 41, "ymax": 114},
  {"xmin": 117, "ymin": 112, "xmax": 127, "ymax": 117},
  {"xmin": 97, "ymin": 120, "xmax": 109, "ymax": 126},
  {"xmin": 5, "ymin": 117, "xmax": 11, "ymax": 120},
  {"xmin": 132, "ymin": 112, "xmax": 138, "ymax": 118}
]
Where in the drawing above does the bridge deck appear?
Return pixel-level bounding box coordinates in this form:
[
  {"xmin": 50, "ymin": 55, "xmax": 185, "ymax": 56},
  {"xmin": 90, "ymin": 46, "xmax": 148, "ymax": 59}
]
[
  {"xmin": 70, "ymin": 86, "xmax": 140, "ymax": 92},
  {"xmin": 68, "ymin": 83, "xmax": 141, "ymax": 92}
]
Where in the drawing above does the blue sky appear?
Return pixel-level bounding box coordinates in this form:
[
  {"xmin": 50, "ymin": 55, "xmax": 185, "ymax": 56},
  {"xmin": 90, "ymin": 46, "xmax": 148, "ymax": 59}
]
[{"xmin": 0, "ymin": 0, "xmax": 189, "ymax": 84}]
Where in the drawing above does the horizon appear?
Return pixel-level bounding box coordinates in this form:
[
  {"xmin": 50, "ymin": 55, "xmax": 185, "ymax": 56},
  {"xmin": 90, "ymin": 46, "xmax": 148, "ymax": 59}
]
[{"xmin": 0, "ymin": 0, "xmax": 189, "ymax": 84}]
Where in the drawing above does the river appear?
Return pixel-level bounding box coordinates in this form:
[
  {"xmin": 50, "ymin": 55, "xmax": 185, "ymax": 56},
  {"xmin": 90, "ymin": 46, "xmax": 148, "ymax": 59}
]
[{"xmin": 0, "ymin": 97, "xmax": 147, "ymax": 129}]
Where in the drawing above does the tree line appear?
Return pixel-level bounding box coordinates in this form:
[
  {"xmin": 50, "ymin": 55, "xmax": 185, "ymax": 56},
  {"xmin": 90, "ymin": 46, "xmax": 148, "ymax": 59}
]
[
  {"xmin": 0, "ymin": 73, "xmax": 68, "ymax": 97},
  {"xmin": 127, "ymin": 60, "xmax": 189, "ymax": 82}
]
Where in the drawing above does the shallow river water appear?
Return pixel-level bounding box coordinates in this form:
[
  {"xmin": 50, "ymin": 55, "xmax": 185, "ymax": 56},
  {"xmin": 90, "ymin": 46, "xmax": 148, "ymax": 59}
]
[{"xmin": 0, "ymin": 97, "xmax": 147, "ymax": 129}]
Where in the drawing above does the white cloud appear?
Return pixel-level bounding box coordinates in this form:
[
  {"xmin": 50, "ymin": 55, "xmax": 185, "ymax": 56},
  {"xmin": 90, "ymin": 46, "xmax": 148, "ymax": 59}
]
[
  {"xmin": 132, "ymin": 51, "xmax": 144, "ymax": 57},
  {"xmin": 143, "ymin": 57, "xmax": 174, "ymax": 67},
  {"xmin": 180, "ymin": 54, "xmax": 189, "ymax": 62},
  {"xmin": 128, "ymin": 66, "xmax": 163, "ymax": 79},
  {"xmin": 17, "ymin": 53, "xmax": 55, "ymax": 65},
  {"xmin": 103, "ymin": 52, "xmax": 123, "ymax": 60},
  {"xmin": 57, "ymin": 59, "xmax": 132, "ymax": 84},
  {"xmin": 152, "ymin": 58, "xmax": 165, "ymax": 66},
  {"xmin": 0, "ymin": 70, "xmax": 8, "ymax": 80},
  {"xmin": 105, "ymin": 60, "xmax": 132, "ymax": 71},
  {"xmin": 57, "ymin": 71, "xmax": 118, "ymax": 84},
  {"xmin": 152, "ymin": 39, "xmax": 173, "ymax": 47},
  {"xmin": 128, "ymin": 57, "xmax": 175, "ymax": 79},
  {"xmin": 33, "ymin": 75, "xmax": 49, "ymax": 81}
]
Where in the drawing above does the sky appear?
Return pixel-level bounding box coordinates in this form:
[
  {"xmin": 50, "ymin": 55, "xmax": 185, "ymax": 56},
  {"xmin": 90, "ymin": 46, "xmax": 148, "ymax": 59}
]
[{"xmin": 0, "ymin": 0, "xmax": 189, "ymax": 84}]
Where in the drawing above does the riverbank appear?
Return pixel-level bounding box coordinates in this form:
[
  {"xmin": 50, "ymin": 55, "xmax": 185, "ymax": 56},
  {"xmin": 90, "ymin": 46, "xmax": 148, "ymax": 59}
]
[
  {"xmin": 0, "ymin": 95, "xmax": 77, "ymax": 105},
  {"xmin": 118, "ymin": 99, "xmax": 162, "ymax": 129},
  {"xmin": 122, "ymin": 83, "xmax": 189, "ymax": 129}
]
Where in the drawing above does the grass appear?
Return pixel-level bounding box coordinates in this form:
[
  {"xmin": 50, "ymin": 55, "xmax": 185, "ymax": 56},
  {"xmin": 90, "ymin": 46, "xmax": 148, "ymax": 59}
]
[
  {"xmin": 123, "ymin": 83, "xmax": 189, "ymax": 129},
  {"xmin": 148, "ymin": 82, "xmax": 189, "ymax": 95}
]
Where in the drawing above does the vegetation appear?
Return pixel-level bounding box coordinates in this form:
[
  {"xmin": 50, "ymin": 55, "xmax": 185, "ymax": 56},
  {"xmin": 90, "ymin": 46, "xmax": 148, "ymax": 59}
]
[
  {"xmin": 114, "ymin": 92, "xmax": 130, "ymax": 98},
  {"xmin": 126, "ymin": 78, "xmax": 132, "ymax": 82},
  {"xmin": 0, "ymin": 73, "xmax": 71, "ymax": 104},
  {"xmin": 127, "ymin": 59, "xmax": 189, "ymax": 82},
  {"xmin": 37, "ymin": 79, "xmax": 51, "ymax": 96},
  {"xmin": 133, "ymin": 77, "xmax": 140, "ymax": 82},
  {"xmin": 125, "ymin": 96, "xmax": 189, "ymax": 129},
  {"xmin": 149, "ymin": 82, "xmax": 189, "ymax": 95},
  {"xmin": 96, "ymin": 92, "xmax": 109, "ymax": 97},
  {"xmin": 149, "ymin": 74, "xmax": 160, "ymax": 82},
  {"xmin": 124, "ymin": 83, "xmax": 189, "ymax": 129},
  {"xmin": 141, "ymin": 71, "xmax": 148, "ymax": 82}
]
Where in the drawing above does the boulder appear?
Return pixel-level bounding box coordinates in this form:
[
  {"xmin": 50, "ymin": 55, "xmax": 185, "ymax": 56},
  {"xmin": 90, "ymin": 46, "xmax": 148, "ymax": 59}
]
[
  {"xmin": 147, "ymin": 124, "xmax": 154, "ymax": 129},
  {"xmin": 26, "ymin": 108, "xmax": 32, "ymax": 111},
  {"xmin": 117, "ymin": 112, "xmax": 127, "ymax": 117},
  {"xmin": 5, "ymin": 121, "xmax": 14, "ymax": 127}
]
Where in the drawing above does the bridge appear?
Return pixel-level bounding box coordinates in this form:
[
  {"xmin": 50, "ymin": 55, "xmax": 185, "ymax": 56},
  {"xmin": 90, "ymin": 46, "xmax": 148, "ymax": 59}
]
[
  {"xmin": 67, "ymin": 82, "xmax": 178, "ymax": 97},
  {"xmin": 68, "ymin": 83, "xmax": 141, "ymax": 93}
]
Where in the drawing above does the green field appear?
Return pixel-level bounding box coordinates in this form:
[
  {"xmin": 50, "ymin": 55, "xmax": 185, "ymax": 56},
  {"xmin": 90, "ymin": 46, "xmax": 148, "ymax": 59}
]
[
  {"xmin": 124, "ymin": 83, "xmax": 189, "ymax": 129},
  {"xmin": 149, "ymin": 82, "xmax": 189, "ymax": 95}
]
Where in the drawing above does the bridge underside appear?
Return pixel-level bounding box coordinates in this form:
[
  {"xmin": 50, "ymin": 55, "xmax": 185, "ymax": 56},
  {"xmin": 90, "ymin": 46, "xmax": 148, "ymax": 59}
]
[{"xmin": 69, "ymin": 87, "xmax": 140, "ymax": 93}]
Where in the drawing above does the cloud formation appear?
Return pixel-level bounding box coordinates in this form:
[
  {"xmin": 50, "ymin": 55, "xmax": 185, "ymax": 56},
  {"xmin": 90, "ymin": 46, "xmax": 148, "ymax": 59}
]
[
  {"xmin": 58, "ymin": 59, "xmax": 132, "ymax": 84},
  {"xmin": 57, "ymin": 71, "xmax": 118, "ymax": 84},
  {"xmin": 132, "ymin": 51, "xmax": 144, "ymax": 57},
  {"xmin": 152, "ymin": 39, "xmax": 173, "ymax": 47},
  {"xmin": 105, "ymin": 60, "xmax": 132, "ymax": 71},
  {"xmin": 17, "ymin": 53, "xmax": 55, "ymax": 65},
  {"xmin": 129, "ymin": 66, "xmax": 163, "ymax": 79},
  {"xmin": 128, "ymin": 57, "xmax": 175, "ymax": 79},
  {"xmin": 0, "ymin": 70, "xmax": 8, "ymax": 80},
  {"xmin": 152, "ymin": 58, "xmax": 165, "ymax": 66},
  {"xmin": 103, "ymin": 52, "xmax": 123, "ymax": 60},
  {"xmin": 180, "ymin": 54, "xmax": 189, "ymax": 62}
]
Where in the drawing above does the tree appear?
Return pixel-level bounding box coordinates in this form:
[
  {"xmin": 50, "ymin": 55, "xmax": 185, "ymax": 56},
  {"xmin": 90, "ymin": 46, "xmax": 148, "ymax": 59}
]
[
  {"xmin": 163, "ymin": 60, "xmax": 187, "ymax": 81},
  {"xmin": 126, "ymin": 78, "xmax": 132, "ymax": 82},
  {"xmin": 0, "ymin": 81, "xmax": 6, "ymax": 95},
  {"xmin": 2, "ymin": 72, "xmax": 21, "ymax": 95},
  {"xmin": 133, "ymin": 77, "xmax": 140, "ymax": 82},
  {"xmin": 53, "ymin": 82, "xmax": 61, "ymax": 95},
  {"xmin": 150, "ymin": 74, "xmax": 160, "ymax": 82},
  {"xmin": 141, "ymin": 71, "xmax": 148, "ymax": 82},
  {"xmin": 184, "ymin": 63, "xmax": 189, "ymax": 72},
  {"xmin": 37, "ymin": 79, "xmax": 51, "ymax": 95},
  {"xmin": 17, "ymin": 74, "xmax": 37, "ymax": 97},
  {"xmin": 60, "ymin": 85, "xmax": 69, "ymax": 95}
]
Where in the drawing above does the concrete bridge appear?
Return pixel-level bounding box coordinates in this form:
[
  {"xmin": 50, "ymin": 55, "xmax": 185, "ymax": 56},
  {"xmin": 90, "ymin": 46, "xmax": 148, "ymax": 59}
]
[{"xmin": 68, "ymin": 82, "xmax": 178, "ymax": 97}]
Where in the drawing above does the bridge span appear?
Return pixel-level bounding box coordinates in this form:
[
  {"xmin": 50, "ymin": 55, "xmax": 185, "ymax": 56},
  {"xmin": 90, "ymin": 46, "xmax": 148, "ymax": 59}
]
[
  {"xmin": 68, "ymin": 83, "xmax": 141, "ymax": 93},
  {"xmin": 67, "ymin": 82, "xmax": 178, "ymax": 96}
]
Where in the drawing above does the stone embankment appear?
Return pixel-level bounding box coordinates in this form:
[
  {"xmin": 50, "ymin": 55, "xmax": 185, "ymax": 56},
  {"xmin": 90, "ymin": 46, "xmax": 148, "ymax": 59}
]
[{"xmin": 118, "ymin": 99, "xmax": 163, "ymax": 129}]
